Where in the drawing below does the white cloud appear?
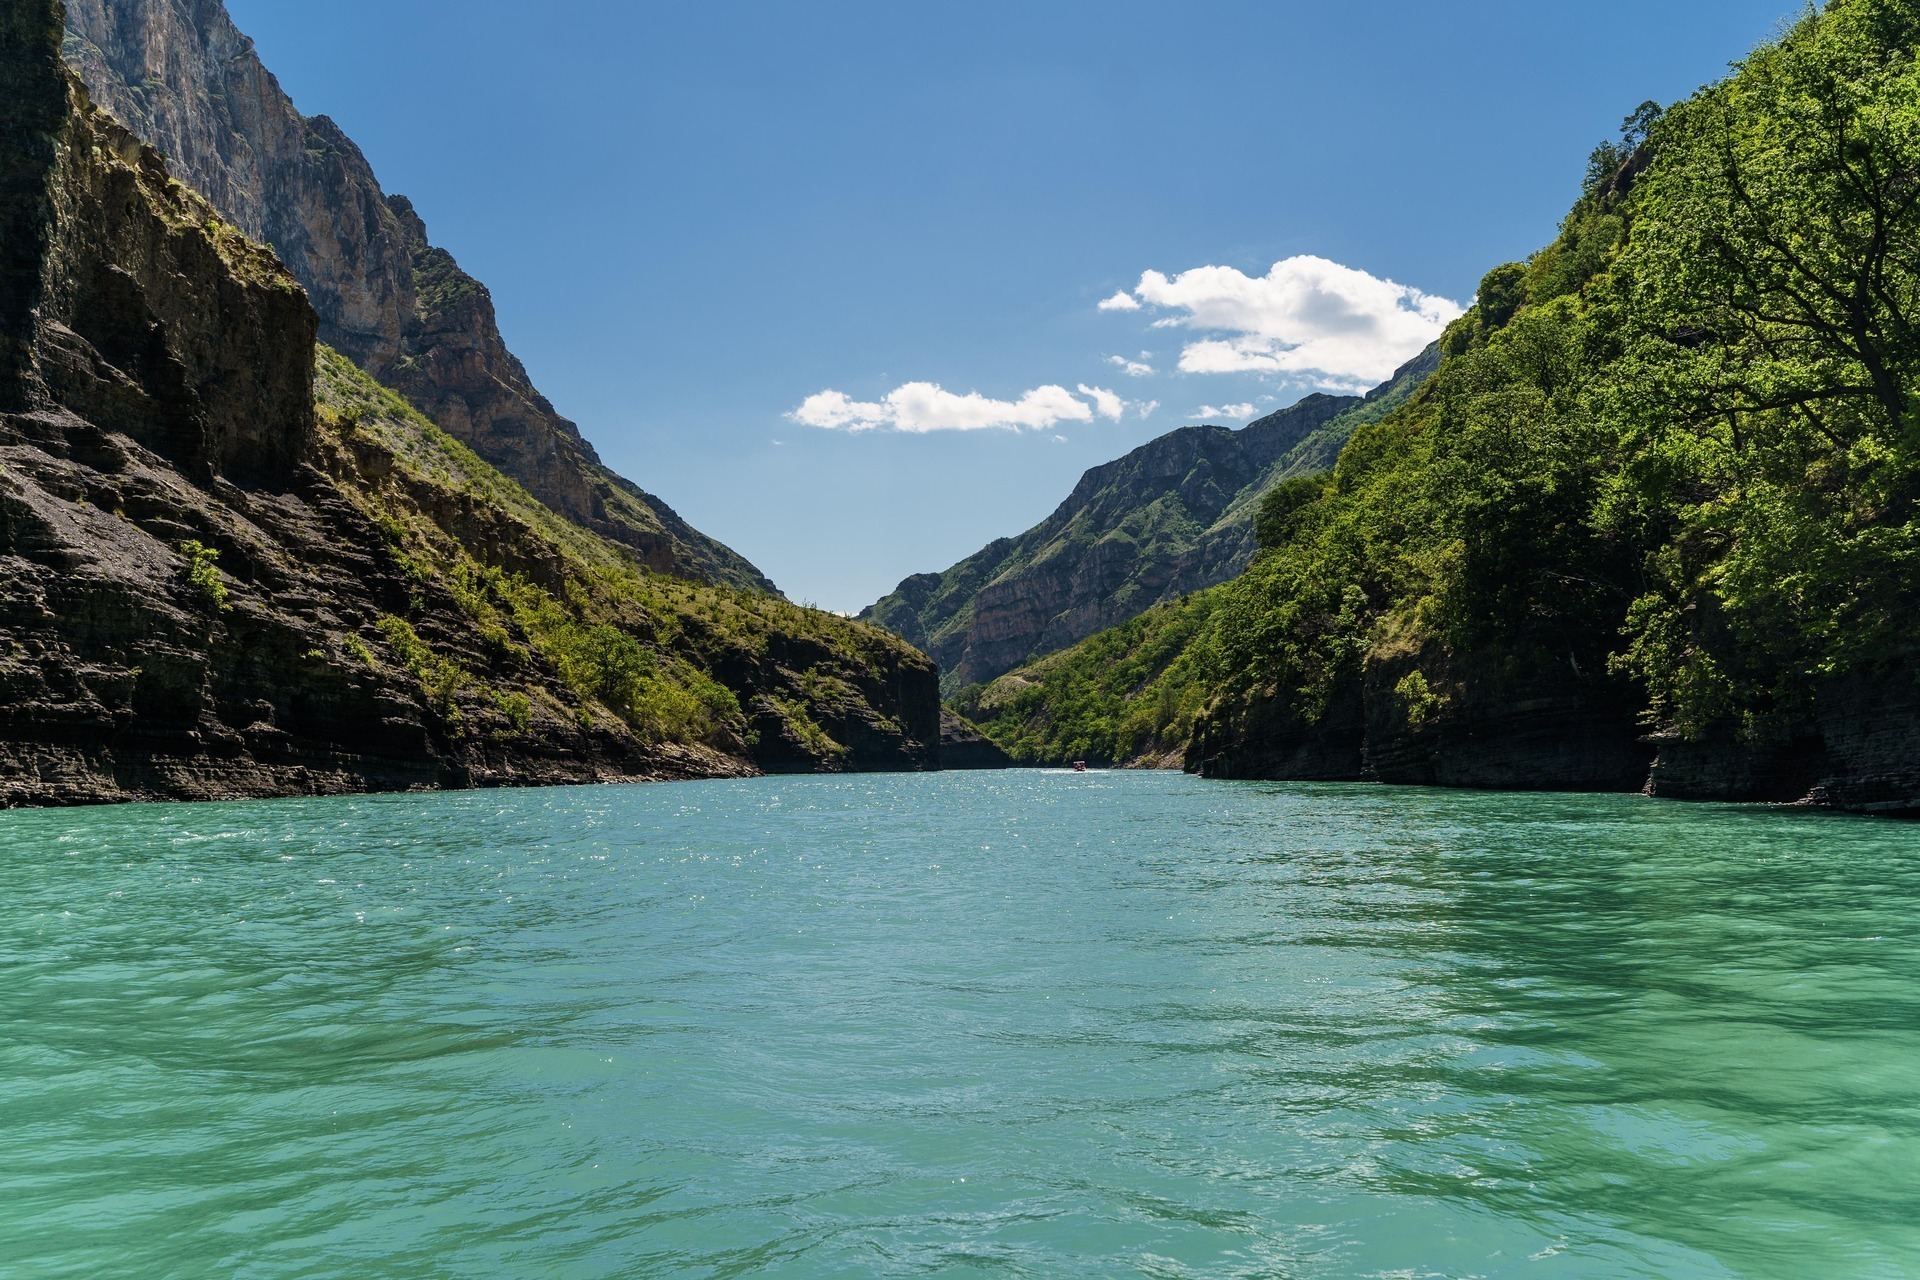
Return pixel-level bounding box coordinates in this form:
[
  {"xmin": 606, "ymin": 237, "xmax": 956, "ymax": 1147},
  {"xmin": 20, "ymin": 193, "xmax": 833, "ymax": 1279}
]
[
  {"xmin": 1106, "ymin": 255, "xmax": 1462, "ymax": 389},
  {"xmin": 792, "ymin": 381, "xmax": 1135, "ymax": 434},
  {"xmin": 1195, "ymin": 403, "xmax": 1256, "ymax": 421},
  {"xmin": 1098, "ymin": 291, "xmax": 1142, "ymax": 312},
  {"xmin": 1106, "ymin": 355, "xmax": 1155, "ymax": 378},
  {"xmin": 1137, "ymin": 400, "xmax": 1160, "ymax": 419},
  {"xmin": 1076, "ymin": 384, "xmax": 1127, "ymax": 420}
]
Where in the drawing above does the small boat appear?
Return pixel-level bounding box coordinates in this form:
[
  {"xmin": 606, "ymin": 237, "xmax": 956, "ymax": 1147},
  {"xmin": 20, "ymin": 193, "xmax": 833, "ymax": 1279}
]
[{"xmin": 1072, "ymin": 761, "xmax": 1088, "ymax": 773}]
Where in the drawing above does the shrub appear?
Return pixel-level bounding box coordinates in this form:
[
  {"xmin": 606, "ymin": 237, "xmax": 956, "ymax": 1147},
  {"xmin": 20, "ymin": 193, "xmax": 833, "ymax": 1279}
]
[
  {"xmin": 492, "ymin": 690, "xmax": 534, "ymax": 735},
  {"xmin": 1253, "ymin": 474, "xmax": 1331, "ymax": 550},
  {"xmin": 178, "ymin": 541, "xmax": 230, "ymax": 613},
  {"xmin": 551, "ymin": 624, "xmax": 654, "ymax": 713},
  {"xmin": 376, "ymin": 615, "xmax": 465, "ymax": 723}
]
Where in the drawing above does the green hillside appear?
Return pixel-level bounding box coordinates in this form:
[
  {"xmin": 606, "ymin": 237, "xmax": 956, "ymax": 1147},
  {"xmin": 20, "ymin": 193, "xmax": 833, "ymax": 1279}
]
[{"xmin": 963, "ymin": 0, "xmax": 1920, "ymax": 809}]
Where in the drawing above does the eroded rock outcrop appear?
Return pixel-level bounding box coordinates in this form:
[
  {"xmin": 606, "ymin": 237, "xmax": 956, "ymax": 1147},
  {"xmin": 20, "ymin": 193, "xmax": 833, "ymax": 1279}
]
[
  {"xmin": 60, "ymin": 0, "xmax": 775, "ymax": 592},
  {"xmin": 1190, "ymin": 642, "xmax": 1652, "ymax": 792},
  {"xmin": 1644, "ymin": 671, "xmax": 1920, "ymax": 814},
  {"xmin": 1189, "ymin": 634, "xmax": 1920, "ymax": 814},
  {"xmin": 938, "ymin": 708, "xmax": 1012, "ymax": 771}
]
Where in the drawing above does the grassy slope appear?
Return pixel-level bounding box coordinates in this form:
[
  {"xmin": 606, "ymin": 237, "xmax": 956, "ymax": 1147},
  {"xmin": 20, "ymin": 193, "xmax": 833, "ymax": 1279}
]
[
  {"xmin": 314, "ymin": 346, "xmax": 933, "ymax": 768},
  {"xmin": 952, "ymin": 590, "xmax": 1223, "ymax": 766}
]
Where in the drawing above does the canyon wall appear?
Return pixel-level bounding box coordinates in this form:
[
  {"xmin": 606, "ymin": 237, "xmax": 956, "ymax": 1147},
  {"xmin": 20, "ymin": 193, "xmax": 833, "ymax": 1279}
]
[
  {"xmin": 60, "ymin": 0, "xmax": 776, "ymax": 592},
  {"xmin": 0, "ymin": 0, "xmax": 942, "ymax": 804}
]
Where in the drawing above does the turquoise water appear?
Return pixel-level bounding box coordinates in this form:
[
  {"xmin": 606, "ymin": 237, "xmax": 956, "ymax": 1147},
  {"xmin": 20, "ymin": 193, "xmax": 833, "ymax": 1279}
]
[{"xmin": 1, "ymin": 773, "xmax": 1917, "ymax": 1279}]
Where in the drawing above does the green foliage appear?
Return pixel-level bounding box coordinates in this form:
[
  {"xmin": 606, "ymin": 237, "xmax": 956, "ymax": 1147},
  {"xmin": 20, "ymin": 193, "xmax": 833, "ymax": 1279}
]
[
  {"xmin": 991, "ymin": 0, "xmax": 1920, "ymax": 763},
  {"xmin": 178, "ymin": 540, "xmax": 230, "ymax": 614},
  {"xmin": 376, "ymin": 615, "xmax": 465, "ymax": 723},
  {"xmin": 1254, "ymin": 473, "xmax": 1331, "ymax": 550},
  {"xmin": 1599, "ymin": 0, "xmax": 1920, "ymax": 733},
  {"xmin": 1620, "ymin": 100, "xmax": 1665, "ymax": 151},
  {"xmin": 311, "ymin": 345, "xmax": 920, "ymax": 760},
  {"xmin": 343, "ymin": 635, "xmax": 376, "ymax": 668},
  {"xmin": 864, "ymin": 367, "xmax": 1450, "ymax": 696},
  {"xmin": 551, "ymin": 623, "xmax": 653, "ymax": 710},
  {"xmin": 492, "ymin": 690, "xmax": 534, "ymax": 736},
  {"xmin": 1394, "ymin": 670, "xmax": 1442, "ymax": 727},
  {"xmin": 1477, "ymin": 262, "xmax": 1530, "ymax": 333},
  {"xmin": 769, "ymin": 697, "xmax": 849, "ymax": 762},
  {"xmin": 957, "ymin": 592, "xmax": 1222, "ymax": 765}
]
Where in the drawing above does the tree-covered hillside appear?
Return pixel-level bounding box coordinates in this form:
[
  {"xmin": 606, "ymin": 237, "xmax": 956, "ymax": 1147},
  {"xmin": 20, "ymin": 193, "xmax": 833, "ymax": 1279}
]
[{"xmin": 965, "ymin": 0, "xmax": 1920, "ymax": 811}]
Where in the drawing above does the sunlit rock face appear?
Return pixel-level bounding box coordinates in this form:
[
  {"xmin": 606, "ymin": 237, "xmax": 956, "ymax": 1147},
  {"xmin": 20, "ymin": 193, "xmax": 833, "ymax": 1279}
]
[{"xmin": 59, "ymin": 0, "xmax": 776, "ymax": 593}]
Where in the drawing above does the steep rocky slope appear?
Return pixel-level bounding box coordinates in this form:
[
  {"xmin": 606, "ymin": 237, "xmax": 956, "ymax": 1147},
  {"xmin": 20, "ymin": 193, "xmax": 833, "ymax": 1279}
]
[
  {"xmin": 864, "ymin": 349, "xmax": 1437, "ymax": 693},
  {"xmin": 0, "ymin": 0, "xmax": 938, "ymax": 806},
  {"xmin": 59, "ymin": 0, "xmax": 774, "ymax": 592}
]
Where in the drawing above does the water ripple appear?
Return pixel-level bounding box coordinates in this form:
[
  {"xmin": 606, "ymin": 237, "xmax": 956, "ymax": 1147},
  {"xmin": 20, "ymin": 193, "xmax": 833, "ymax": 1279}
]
[{"xmin": 1, "ymin": 775, "xmax": 1916, "ymax": 1278}]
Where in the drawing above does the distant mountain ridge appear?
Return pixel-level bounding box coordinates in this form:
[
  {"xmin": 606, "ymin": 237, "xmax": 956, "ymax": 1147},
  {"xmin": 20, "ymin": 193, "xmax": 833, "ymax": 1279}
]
[
  {"xmin": 862, "ymin": 347, "xmax": 1440, "ymax": 692},
  {"xmin": 59, "ymin": 0, "xmax": 775, "ymax": 593}
]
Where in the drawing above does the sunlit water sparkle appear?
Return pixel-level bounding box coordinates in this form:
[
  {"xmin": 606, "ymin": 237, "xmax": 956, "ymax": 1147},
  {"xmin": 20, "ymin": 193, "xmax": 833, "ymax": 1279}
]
[{"xmin": 1, "ymin": 772, "xmax": 1916, "ymax": 1278}]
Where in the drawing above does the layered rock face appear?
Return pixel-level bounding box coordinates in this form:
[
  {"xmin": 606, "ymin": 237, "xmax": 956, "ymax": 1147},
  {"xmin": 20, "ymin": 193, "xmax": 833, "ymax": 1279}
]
[
  {"xmin": 1644, "ymin": 672, "xmax": 1920, "ymax": 814},
  {"xmin": 0, "ymin": 2, "xmax": 940, "ymax": 805},
  {"xmin": 865, "ymin": 348, "xmax": 1439, "ymax": 693},
  {"xmin": 0, "ymin": 15, "xmax": 497, "ymax": 801},
  {"xmin": 60, "ymin": 0, "xmax": 776, "ymax": 592},
  {"xmin": 936, "ymin": 708, "xmax": 1012, "ymax": 771}
]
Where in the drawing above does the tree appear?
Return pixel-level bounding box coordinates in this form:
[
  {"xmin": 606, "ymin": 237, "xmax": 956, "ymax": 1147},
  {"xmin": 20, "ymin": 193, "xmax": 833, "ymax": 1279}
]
[
  {"xmin": 1625, "ymin": 4, "xmax": 1920, "ymax": 445},
  {"xmin": 1621, "ymin": 100, "xmax": 1665, "ymax": 151},
  {"xmin": 1607, "ymin": 0, "xmax": 1920, "ymax": 731}
]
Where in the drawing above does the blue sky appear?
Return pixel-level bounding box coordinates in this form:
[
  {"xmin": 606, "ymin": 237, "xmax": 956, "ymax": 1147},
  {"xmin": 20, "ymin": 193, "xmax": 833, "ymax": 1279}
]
[{"xmin": 228, "ymin": 0, "xmax": 1795, "ymax": 611}]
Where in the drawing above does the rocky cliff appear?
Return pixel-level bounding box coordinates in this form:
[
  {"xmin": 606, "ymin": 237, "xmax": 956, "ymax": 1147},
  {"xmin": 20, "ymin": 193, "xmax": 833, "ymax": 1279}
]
[
  {"xmin": 59, "ymin": 0, "xmax": 776, "ymax": 593},
  {"xmin": 864, "ymin": 349, "xmax": 1438, "ymax": 693},
  {"xmin": 0, "ymin": 0, "xmax": 939, "ymax": 806}
]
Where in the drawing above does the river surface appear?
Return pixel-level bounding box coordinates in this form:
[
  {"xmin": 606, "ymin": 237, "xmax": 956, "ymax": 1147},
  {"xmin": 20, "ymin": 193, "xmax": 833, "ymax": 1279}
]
[{"xmin": 1, "ymin": 772, "xmax": 1916, "ymax": 1278}]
